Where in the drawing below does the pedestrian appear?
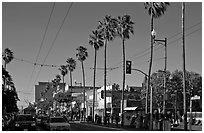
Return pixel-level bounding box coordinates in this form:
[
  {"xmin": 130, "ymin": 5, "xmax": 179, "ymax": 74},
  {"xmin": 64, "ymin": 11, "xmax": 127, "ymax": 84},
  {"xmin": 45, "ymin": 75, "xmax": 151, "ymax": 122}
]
[
  {"xmin": 140, "ymin": 113, "xmax": 144, "ymax": 128},
  {"xmin": 115, "ymin": 114, "xmax": 119, "ymax": 127},
  {"xmin": 107, "ymin": 114, "xmax": 110, "ymax": 125},
  {"xmin": 130, "ymin": 114, "xmax": 136, "ymax": 127},
  {"xmin": 111, "ymin": 114, "xmax": 114, "ymax": 124},
  {"xmin": 95, "ymin": 114, "xmax": 98, "ymax": 124}
]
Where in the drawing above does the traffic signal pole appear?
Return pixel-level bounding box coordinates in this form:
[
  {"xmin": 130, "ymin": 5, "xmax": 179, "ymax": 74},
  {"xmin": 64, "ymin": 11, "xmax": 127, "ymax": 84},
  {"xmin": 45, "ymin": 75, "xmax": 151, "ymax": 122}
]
[{"xmin": 126, "ymin": 61, "xmax": 150, "ymax": 128}]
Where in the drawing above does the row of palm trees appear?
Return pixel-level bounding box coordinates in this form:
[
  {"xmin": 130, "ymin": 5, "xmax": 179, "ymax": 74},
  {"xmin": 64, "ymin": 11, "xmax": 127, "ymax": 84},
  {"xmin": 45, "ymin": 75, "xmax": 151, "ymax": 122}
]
[
  {"xmin": 55, "ymin": 2, "xmax": 170, "ymax": 125},
  {"xmin": 88, "ymin": 3, "xmax": 170, "ymax": 126},
  {"xmin": 88, "ymin": 14, "xmax": 135, "ymax": 125},
  {"xmin": 48, "ymin": 46, "xmax": 88, "ymax": 120}
]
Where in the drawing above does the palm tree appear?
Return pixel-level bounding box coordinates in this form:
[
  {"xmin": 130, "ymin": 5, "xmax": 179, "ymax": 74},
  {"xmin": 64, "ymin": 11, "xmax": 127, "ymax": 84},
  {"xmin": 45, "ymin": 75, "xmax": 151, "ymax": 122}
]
[
  {"xmin": 2, "ymin": 48, "xmax": 14, "ymax": 91},
  {"xmin": 66, "ymin": 58, "xmax": 76, "ymax": 88},
  {"xmin": 144, "ymin": 2, "xmax": 170, "ymax": 130},
  {"xmin": 89, "ymin": 29, "xmax": 104, "ymax": 123},
  {"xmin": 58, "ymin": 65, "xmax": 68, "ymax": 91},
  {"xmin": 76, "ymin": 46, "xmax": 88, "ymax": 121},
  {"xmin": 52, "ymin": 74, "xmax": 61, "ymax": 93},
  {"xmin": 66, "ymin": 57, "xmax": 76, "ymax": 118},
  {"xmin": 2, "ymin": 48, "xmax": 14, "ymax": 70},
  {"xmin": 116, "ymin": 14, "xmax": 134, "ymax": 127},
  {"xmin": 97, "ymin": 15, "xmax": 117, "ymax": 124}
]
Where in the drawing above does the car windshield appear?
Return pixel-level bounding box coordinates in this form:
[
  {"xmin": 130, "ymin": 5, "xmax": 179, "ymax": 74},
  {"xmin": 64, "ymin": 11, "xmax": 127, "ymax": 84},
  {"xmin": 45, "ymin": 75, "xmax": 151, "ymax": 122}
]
[
  {"xmin": 50, "ymin": 117, "xmax": 66, "ymax": 123},
  {"xmin": 16, "ymin": 115, "xmax": 35, "ymax": 121}
]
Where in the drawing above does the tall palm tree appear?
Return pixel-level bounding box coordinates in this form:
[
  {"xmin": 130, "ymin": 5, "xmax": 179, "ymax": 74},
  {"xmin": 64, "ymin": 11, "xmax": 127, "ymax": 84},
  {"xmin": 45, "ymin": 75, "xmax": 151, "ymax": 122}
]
[
  {"xmin": 89, "ymin": 29, "xmax": 104, "ymax": 123},
  {"xmin": 66, "ymin": 58, "xmax": 76, "ymax": 88},
  {"xmin": 58, "ymin": 65, "xmax": 68, "ymax": 91},
  {"xmin": 76, "ymin": 46, "xmax": 88, "ymax": 121},
  {"xmin": 2, "ymin": 48, "xmax": 14, "ymax": 91},
  {"xmin": 116, "ymin": 14, "xmax": 134, "ymax": 127},
  {"xmin": 144, "ymin": 2, "xmax": 170, "ymax": 130},
  {"xmin": 97, "ymin": 15, "xmax": 117, "ymax": 124},
  {"xmin": 66, "ymin": 57, "xmax": 76, "ymax": 118}
]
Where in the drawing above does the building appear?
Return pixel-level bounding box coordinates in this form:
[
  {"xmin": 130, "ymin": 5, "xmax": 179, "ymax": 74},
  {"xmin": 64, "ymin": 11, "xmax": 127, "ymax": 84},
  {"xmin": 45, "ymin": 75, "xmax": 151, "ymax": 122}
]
[
  {"xmin": 35, "ymin": 82, "xmax": 65, "ymax": 110},
  {"xmin": 69, "ymin": 86, "xmax": 100, "ymax": 119},
  {"xmin": 84, "ymin": 84, "xmax": 143, "ymax": 122}
]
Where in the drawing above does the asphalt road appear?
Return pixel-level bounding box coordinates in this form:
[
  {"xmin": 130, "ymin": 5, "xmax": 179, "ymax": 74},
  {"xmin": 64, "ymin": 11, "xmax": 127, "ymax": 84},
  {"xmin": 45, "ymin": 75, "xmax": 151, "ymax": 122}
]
[{"xmin": 70, "ymin": 121, "xmax": 124, "ymax": 131}]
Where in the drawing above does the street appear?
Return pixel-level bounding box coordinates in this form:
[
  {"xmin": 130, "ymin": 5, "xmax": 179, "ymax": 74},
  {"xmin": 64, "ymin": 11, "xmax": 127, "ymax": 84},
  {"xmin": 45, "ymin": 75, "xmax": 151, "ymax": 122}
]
[
  {"xmin": 4, "ymin": 120, "xmax": 202, "ymax": 131},
  {"xmin": 6, "ymin": 121, "xmax": 124, "ymax": 131},
  {"xmin": 70, "ymin": 121, "xmax": 124, "ymax": 131}
]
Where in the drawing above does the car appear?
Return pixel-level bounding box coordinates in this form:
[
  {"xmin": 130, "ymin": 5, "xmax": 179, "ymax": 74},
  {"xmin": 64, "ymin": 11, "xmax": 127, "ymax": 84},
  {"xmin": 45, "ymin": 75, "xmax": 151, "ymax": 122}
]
[
  {"xmin": 41, "ymin": 115, "xmax": 49, "ymax": 128},
  {"xmin": 36, "ymin": 115, "xmax": 42, "ymax": 125},
  {"xmin": 2, "ymin": 114, "xmax": 13, "ymax": 130},
  {"xmin": 46, "ymin": 116, "xmax": 71, "ymax": 131},
  {"xmin": 14, "ymin": 114, "xmax": 36, "ymax": 131}
]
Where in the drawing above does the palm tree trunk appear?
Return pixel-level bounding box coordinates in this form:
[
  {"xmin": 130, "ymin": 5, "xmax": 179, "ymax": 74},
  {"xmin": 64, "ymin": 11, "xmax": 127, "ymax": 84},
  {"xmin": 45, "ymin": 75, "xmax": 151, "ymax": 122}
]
[
  {"xmin": 63, "ymin": 75, "xmax": 65, "ymax": 92},
  {"xmin": 70, "ymin": 71, "xmax": 72, "ymax": 86},
  {"xmin": 121, "ymin": 38, "xmax": 125, "ymax": 127},
  {"xmin": 70, "ymin": 70, "xmax": 73, "ymax": 120},
  {"xmin": 81, "ymin": 61, "xmax": 86, "ymax": 121},
  {"xmin": 92, "ymin": 48, "xmax": 97, "ymax": 123},
  {"xmin": 148, "ymin": 3, "xmax": 154, "ymax": 130},
  {"xmin": 104, "ymin": 40, "xmax": 107, "ymax": 125}
]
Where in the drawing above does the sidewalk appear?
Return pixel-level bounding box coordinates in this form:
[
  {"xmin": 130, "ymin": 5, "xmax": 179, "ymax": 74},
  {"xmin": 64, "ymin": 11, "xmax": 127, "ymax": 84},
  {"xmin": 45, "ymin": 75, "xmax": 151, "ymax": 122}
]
[
  {"xmin": 79, "ymin": 121, "xmax": 150, "ymax": 131},
  {"xmin": 171, "ymin": 122, "xmax": 202, "ymax": 131},
  {"xmin": 78, "ymin": 121, "xmax": 202, "ymax": 131}
]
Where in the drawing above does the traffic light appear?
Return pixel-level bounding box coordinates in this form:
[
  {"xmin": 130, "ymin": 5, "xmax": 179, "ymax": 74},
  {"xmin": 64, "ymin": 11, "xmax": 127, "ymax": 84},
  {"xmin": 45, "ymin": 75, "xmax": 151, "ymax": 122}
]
[
  {"xmin": 126, "ymin": 60, "xmax": 132, "ymax": 74},
  {"xmin": 101, "ymin": 90, "xmax": 104, "ymax": 99}
]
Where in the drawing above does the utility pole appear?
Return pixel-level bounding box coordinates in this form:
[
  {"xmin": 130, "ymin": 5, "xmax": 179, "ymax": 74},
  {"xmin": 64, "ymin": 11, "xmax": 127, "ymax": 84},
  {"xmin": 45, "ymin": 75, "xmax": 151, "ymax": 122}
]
[{"xmin": 182, "ymin": 2, "xmax": 187, "ymax": 131}]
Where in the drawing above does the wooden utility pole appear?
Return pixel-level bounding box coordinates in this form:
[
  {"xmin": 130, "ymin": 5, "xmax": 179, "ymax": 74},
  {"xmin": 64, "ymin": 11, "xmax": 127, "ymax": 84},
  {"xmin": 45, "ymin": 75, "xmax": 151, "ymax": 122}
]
[{"xmin": 182, "ymin": 2, "xmax": 187, "ymax": 131}]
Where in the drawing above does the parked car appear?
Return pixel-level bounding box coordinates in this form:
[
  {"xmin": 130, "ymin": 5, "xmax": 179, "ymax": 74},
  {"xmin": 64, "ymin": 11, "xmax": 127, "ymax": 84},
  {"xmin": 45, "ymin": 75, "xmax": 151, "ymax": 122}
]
[
  {"xmin": 41, "ymin": 115, "xmax": 49, "ymax": 128},
  {"xmin": 2, "ymin": 114, "xmax": 13, "ymax": 130},
  {"xmin": 46, "ymin": 116, "xmax": 71, "ymax": 131},
  {"xmin": 14, "ymin": 114, "xmax": 36, "ymax": 131},
  {"xmin": 36, "ymin": 115, "xmax": 42, "ymax": 125}
]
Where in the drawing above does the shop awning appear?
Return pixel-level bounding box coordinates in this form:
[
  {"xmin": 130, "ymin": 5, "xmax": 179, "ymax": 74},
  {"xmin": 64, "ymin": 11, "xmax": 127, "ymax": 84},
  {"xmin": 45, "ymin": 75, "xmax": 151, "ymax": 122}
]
[{"xmin": 124, "ymin": 107, "xmax": 138, "ymax": 111}]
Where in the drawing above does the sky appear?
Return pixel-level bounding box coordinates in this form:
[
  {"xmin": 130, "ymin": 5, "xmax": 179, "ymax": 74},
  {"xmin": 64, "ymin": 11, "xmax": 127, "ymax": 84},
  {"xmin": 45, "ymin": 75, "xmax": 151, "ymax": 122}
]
[{"xmin": 2, "ymin": 2, "xmax": 202, "ymax": 108}]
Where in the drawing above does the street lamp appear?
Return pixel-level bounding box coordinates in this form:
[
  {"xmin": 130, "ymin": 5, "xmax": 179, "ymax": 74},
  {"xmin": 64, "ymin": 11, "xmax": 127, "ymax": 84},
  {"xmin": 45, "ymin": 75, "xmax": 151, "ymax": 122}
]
[{"xmin": 153, "ymin": 30, "xmax": 167, "ymax": 131}]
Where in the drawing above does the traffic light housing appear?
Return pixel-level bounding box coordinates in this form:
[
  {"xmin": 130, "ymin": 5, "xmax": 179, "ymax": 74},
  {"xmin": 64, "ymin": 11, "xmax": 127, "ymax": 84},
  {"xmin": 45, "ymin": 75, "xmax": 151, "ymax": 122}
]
[
  {"xmin": 126, "ymin": 60, "xmax": 132, "ymax": 74},
  {"xmin": 101, "ymin": 90, "xmax": 104, "ymax": 99}
]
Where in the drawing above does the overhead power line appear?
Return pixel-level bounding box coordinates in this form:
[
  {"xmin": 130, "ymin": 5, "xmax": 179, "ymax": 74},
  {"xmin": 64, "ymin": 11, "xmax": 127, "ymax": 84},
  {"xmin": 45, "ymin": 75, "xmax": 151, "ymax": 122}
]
[
  {"xmin": 33, "ymin": 2, "xmax": 73, "ymax": 87},
  {"xmin": 14, "ymin": 21, "xmax": 201, "ymax": 69},
  {"xmin": 86, "ymin": 26, "xmax": 201, "ymax": 83},
  {"xmin": 27, "ymin": 3, "xmax": 56, "ymax": 90},
  {"xmin": 14, "ymin": 57, "xmax": 60, "ymax": 68},
  {"xmin": 12, "ymin": 20, "xmax": 201, "ymax": 85}
]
